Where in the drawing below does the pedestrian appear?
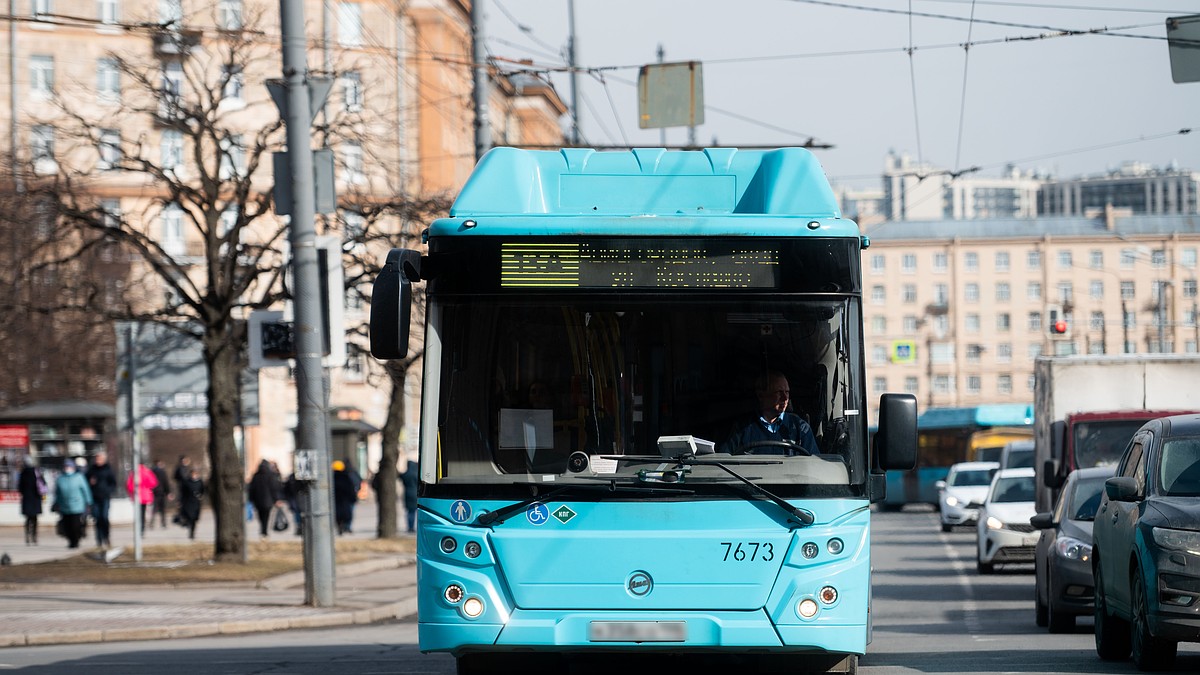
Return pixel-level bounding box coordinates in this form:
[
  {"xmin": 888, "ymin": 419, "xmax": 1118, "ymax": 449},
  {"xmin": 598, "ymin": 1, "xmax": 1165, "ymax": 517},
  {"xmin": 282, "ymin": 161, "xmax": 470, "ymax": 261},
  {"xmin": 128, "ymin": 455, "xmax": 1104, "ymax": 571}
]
[
  {"xmin": 247, "ymin": 459, "xmax": 283, "ymax": 538},
  {"xmin": 178, "ymin": 467, "xmax": 205, "ymax": 540},
  {"xmin": 18, "ymin": 456, "xmax": 47, "ymax": 545},
  {"xmin": 172, "ymin": 455, "xmax": 192, "ymax": 524},
  {"xmin": 400, "ymin": 457, "xmax": 419, "ymax": 533},
  {"xmin": 332, "ymin": 460, "xmax": 359, "ymax": 535},
  {"xmin": 149, "ymin": 459, "xmax": 171, "ymax": 529},
  {"xmin": 85, "ymin": 451, "xmax": 117, "ymax": 549},
  {"xmin": 283, "ymin": 472, "xmax": 304, "ymax": 537},
  {"xmin": 53, "ymin": 459, "xmax": 93, "ymax": 549},
  {"xmin": 126, "ymin": 463, "xmax": 158, "ymax": 533}
]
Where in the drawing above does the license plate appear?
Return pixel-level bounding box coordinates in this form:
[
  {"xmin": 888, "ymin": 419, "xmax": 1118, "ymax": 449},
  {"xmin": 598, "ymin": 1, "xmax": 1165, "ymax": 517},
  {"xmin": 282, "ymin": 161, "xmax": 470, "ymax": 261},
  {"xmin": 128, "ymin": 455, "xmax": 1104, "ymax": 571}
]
[{"xmin": 588, "ymin": 621, "xmax": 687, "ymax": 642}]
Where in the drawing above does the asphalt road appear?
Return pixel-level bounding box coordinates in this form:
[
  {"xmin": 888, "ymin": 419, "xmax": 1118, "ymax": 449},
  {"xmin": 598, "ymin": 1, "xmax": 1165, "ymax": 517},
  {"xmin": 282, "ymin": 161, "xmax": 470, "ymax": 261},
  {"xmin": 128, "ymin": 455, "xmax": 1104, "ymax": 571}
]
[{"xmin": 3, "ymin": 506, "xmax": 1198, "ymax": 674}]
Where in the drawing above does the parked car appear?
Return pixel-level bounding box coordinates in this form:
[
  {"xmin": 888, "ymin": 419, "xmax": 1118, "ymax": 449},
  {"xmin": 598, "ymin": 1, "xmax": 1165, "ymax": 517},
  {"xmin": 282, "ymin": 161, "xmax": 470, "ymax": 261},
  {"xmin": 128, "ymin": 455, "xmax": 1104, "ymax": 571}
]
[
  {"xmin": 976, "ymin": 467, "xmax": 1037, "ymax": 574},
  {"xmin": 1093, "ymin": 414, "xmax": 1200, "ymax": 670},
  {"xmin": 1032, "ymin": 465, "xmax": 1115, "ymax": 632},
  {"xmin": 1000, "ymin": 439, "xmax": 1035, "ymax": 470},
  {"xmin": 936, "ymin": 461, "xmax": 999, "ymax": 532}
]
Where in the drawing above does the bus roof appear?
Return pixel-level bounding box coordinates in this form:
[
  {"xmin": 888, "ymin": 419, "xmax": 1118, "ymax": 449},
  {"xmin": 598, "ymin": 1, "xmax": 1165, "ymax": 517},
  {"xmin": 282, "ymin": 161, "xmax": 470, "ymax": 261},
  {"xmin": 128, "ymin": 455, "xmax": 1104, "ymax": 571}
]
[
  {"xmin": 917, "ymin": 404, "xmax": 1035, "ymax": 430},
  {"xmin": 431, "ymin": 147, "xmax": 860, "ymax": 238}
]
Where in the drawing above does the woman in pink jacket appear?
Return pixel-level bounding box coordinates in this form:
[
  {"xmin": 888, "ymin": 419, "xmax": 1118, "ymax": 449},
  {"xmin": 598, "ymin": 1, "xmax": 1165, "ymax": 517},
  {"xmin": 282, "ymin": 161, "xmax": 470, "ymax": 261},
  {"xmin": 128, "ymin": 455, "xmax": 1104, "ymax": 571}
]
[{"xmin": 126, "ymin": 464, "xmax": 158, "ymax": 534}]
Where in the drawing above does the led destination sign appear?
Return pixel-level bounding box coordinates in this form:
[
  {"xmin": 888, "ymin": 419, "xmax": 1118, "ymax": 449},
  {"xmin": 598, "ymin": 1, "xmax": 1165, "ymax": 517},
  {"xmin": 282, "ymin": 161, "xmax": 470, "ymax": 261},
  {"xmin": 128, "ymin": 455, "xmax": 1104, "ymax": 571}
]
[{"xmin": 500, "ymin": 241, "xmax": 780, "ymax": 289}]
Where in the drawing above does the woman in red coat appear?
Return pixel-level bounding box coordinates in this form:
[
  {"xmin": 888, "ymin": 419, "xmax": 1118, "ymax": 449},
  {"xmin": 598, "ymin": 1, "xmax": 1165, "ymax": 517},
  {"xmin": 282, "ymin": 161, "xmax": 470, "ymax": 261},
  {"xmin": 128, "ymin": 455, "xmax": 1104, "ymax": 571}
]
[{"xmin": 126, "ymin": 463, "xmax": 158, "ymax": 534}]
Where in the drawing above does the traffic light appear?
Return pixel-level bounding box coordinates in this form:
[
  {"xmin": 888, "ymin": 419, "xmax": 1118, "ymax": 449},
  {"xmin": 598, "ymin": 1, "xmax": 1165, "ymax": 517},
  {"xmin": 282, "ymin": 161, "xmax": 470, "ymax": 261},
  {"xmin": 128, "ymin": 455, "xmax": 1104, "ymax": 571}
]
[{"xmin": 1047, "ymin": 305, "xmax": 1070, "ymax": 338}]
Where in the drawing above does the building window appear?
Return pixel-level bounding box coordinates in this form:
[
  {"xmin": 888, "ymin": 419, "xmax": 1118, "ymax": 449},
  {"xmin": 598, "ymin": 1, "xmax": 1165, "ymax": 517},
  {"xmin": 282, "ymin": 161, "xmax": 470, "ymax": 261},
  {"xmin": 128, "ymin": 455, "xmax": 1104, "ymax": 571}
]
[
  {"xmin": 965, "ymin": 283, "xmax": 979, "ymax": 303},
  {"xmin": 901, "ymin": 253, "xmax": 917, "ymax": 274},
  {"xmin": 161, "ymin": 203, "xmax": 185, "ymax": 257},
  {"xmin": 903, "ymin": 315, "xmax": 919, "ymax": 334},
  {"xmin": 31, "ymin": 125, "xmax": 56, "ymax": 175},
  {"xmin": 996, "ymin": 282, "xmax": 1010, "ymax": 302},
  {"xmin": 1028, "ymin": 311, "xmax": 1042, "ymax": 332},
  {"xmin": 98, "ymin": 0, "xmax": 118, "ymax": 24},
  {"xmin": 1124, "ymin": 309, "xmax": 1136, "ymax": 328},
  {"xmin": 1182, "ymin": 248, "xmax": 1197, "ymax": 269},
  {"xmin": 1090, "ymin": 279, "xmax": 1104, "ymax": 300},
  {"xmin": 1090, "ymin": 311, "xmax": 1105, "ymax": 330},
  {"xmin": 965, "ymin": 313, "xmax": 980, "ymax": 333},
  {"xmin": 338, "ymin": 2, "xmax": 362, "ymax": 48},
  {"xmin": 1090, "ymin": 249, "xmax": 1104, "ymax": 269},
  {"xmin": 160, "ymin": 61, "xmax": 183, "ymax": 118},
  {"xmin": 1057, "ymin": 250, "xmax": 1072, "ymax": 270},
  {"xmin": 1121, "ymin": 281, "xmax": 1136, "ymax": 300},
  {"xmin": 218, "ymin": 0, "xmax": 243, "ymax": 29},
  {"xmin": 341, "ymin": 71, "xmax": 363, "ymax": 112},
  {"xmin": 997, "ymin": 374, "xmax": 1013, "ymax": 394},
  {"xmin": 161, "ymin": 129, "xmax": 183, "ymax": 172},
  {"xmin": 1027, "ymin": 343, "xmax": 1042, "ymax": 360},
  {"xmin": 98, "ymin": 129, "xmax": 121, "ymax": 170},
  {"xmin": 932, "ymin": 252, "xmax": 947, "ymax": 272},
  {"xmin": 219, "ymin": 134, "xmax": 244, "ymax": 179},
  {"xmin": 343, "ymin": 141, "xmax": 364, "ymax": 184},
  {"xmin": 159, "ymin": 0, "xmax": 183, "ymax": 23},
  {"xmin": 1027, "ymin": 250, "xmax": 1041, "ymax": 270},
  {"xmin": 870, "ymin": 254, "xmax": 885, "ymax": 275},
  {"xmin": 871, "ymin": 285, "xmax": 885, "ymax": 304},
  {"xmin": 871, "ymin": 316, "xmax": 886, "ymax": 335},
  {"xmin": 931, "ymin": 342, "xmax": 954, "ymax": 364},
  {"xmin": 871, "ymin": 345, "xmax": 887, "ymax": 365},
  {"xmin": 995, "ymin": 251, "xmax": 1010, "ymax": 272},
  {"xmin": 933, "ymin": 284, "xmax": 949, "ymax": 305},
  {"xmin": 1121, "ymin": 248, "xmax": 1136, "ymax": 269},
  {"xmin": 344, "ymin": 350, "xmax": 365, "ymax": 382},
  {"xmin": 30, "ymin": 55, "xmax": 54, "ymax": 98},
  {"xmin": 1057, "ymin": 281, "xmax": 1073, "ymax": 304},
  {"xmin": 904, "ymin": 377, "xmax": 918, "ymax": 394},
  {"xmin": 873, "ymin": 377, "xmax": 887, "ymax": 393},
  {"xmin": 997, "ymin": 343, "xmax": 1012, "ymax": 363},
  {"xmin": 97, "ymin": 57, "xmax": 120, "ymax": 101},
  {"xmin": 966, "ymin": 344, "xmax": 983, "ymax": 363},
  {"xmin": 221, "ymin": 65, "xmax": 244, "ymax": 103},
  {"xmin": 33, "ymin": 0, "xmax": 51, "ymax": 19},
  {"xmin": 1185, "ymin": 279, "xmax": 1197, "ymax": 299},
  {"xmin": 1152, "ymin": 249, "xmax": 1166, "ymax": 268},
  {"xmin": 1027, "ymin": 281, "xmax": 1041, "ymax": 301},
  {"xmin": 997, "ymin": 313, "xmax": 1011, "ymax": 332},
  {"xmin": 964, "ymin": 252, "xmax": 978, "ymax": 272},
  {"xmin": 1028, "ymin": 374, "xmax": 1037, "ymax": 391},
  {"xmin": 966, "ymin": 376, "xmax": 981, "ymax": 394},
  {"xmin": 902, "ymin": 284, "xmax": 917, "ymax": 303},
  {"xmin": 933, "ymin": 375, "xmax": 952, "ymax": 394}
]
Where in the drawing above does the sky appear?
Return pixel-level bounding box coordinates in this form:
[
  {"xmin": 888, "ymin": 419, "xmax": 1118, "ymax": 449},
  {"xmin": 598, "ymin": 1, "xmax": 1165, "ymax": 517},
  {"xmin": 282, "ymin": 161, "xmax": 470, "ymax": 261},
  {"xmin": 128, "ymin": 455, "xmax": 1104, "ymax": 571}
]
[{"xmin": 481, "ymin": 0, "xmax": 1200, "ymax": 190}]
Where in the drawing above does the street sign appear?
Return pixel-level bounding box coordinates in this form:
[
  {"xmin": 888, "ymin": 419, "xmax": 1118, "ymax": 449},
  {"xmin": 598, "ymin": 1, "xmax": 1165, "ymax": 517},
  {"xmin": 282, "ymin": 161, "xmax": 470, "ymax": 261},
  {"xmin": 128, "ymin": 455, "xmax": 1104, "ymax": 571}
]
[
  {"xmin": 294, "ymin": 449, "xmax": 318, "ymax": 481},
  {"xmin": 637, "ymin": 61, "xmax": 704, "ymax": 129}
]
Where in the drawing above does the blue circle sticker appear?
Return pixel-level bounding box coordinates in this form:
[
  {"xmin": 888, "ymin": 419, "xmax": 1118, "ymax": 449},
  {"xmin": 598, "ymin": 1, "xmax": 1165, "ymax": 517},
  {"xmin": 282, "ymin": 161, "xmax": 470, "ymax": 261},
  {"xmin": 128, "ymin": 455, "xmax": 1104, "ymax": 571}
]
[
  {"xmin": 450, "ymin": 499, "xmax": 473, "ymax": 523},
  {"xmin": 526, "ymin": 502, "xmax": 549, "ymax": 526}
]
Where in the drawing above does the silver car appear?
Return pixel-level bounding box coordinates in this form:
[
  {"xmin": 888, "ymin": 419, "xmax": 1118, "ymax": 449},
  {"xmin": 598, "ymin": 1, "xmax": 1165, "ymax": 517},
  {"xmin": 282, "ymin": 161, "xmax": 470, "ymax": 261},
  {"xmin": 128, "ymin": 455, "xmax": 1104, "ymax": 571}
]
[
  {"xmin": 936, "ymin": 461, "xmax": 999, "ymax": 532},
  {"xmin": 976, "ymin": 467, "xmax": 1037, "ymax": 574}
]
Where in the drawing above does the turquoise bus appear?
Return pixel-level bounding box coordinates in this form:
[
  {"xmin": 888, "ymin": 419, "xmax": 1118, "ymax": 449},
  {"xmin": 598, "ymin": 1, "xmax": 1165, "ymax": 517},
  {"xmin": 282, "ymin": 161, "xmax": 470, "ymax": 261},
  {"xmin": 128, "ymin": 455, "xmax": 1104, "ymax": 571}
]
[
  {"xmin": 370, "ymin": 147, "xmax": 916, "ymax": 674},
  {"xmin": 881, "ymin": 404, "xmax": 1033, "ymax": 510}
]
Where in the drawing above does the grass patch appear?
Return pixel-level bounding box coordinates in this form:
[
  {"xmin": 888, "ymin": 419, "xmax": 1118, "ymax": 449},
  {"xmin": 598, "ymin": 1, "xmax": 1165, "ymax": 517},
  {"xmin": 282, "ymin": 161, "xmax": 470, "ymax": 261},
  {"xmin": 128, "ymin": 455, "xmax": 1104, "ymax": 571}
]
[{"xmin": 0, "ymin": 537, "xmax": 416, "ymax": 585}]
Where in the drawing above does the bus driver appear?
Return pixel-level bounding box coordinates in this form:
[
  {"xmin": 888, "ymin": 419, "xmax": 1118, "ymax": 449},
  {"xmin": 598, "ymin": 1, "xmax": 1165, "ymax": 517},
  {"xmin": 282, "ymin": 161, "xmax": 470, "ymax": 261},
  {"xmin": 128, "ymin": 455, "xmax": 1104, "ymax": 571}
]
[{"xmin": 719, "ymin": 370, "xmax": 819, "ymax": 456}]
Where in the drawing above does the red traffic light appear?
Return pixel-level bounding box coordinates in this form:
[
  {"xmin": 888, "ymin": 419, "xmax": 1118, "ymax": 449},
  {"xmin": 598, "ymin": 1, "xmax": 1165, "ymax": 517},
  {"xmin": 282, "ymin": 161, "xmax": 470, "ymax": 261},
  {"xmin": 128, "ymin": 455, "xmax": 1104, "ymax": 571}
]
[{"xmin": 1052, "ymin": 320, "xmax": 1068, "ymax": 334}]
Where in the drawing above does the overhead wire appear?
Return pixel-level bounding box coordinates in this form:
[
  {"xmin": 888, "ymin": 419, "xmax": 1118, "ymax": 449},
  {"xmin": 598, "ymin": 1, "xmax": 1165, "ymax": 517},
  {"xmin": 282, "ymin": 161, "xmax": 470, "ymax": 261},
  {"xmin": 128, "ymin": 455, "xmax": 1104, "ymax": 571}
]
[
  {"xmin": 906, "ymin": 0, "xmax": 924, "ymax": 170},
  {"xmin": 952, "ymin": 0, "xmax": 978, "ymax": 175}
]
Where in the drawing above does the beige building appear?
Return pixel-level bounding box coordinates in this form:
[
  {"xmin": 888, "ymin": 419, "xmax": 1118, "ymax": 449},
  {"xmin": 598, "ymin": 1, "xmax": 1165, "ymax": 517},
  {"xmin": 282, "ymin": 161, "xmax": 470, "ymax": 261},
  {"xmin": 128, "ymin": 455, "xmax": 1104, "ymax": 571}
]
[
  {"xmin": 863, "ymin": 214, "xmax": 1200, "ymax": 412},
  {"xmin": 0, "ymin": 0, "xmax": 566, "ymax": 481}
]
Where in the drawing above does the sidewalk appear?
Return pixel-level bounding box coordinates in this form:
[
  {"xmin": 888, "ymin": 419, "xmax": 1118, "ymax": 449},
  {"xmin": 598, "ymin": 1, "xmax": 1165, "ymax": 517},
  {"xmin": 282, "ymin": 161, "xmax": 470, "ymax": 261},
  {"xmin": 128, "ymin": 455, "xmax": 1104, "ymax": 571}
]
[{"xmin": 0, "ymin": 505, "xmax": 420, "ymax": 648}]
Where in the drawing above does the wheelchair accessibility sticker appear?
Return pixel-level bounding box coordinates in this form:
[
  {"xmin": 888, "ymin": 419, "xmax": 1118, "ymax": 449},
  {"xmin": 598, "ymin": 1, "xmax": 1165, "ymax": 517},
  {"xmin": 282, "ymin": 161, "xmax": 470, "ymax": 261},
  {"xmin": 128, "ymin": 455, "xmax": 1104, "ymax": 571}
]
[
  {"xmin": 526, "ymin": 502, "xmax": 549, "ymax": 526},
  {"xmin": 450, "ymin": 500, "xmax": 472, "ymax": 523}
]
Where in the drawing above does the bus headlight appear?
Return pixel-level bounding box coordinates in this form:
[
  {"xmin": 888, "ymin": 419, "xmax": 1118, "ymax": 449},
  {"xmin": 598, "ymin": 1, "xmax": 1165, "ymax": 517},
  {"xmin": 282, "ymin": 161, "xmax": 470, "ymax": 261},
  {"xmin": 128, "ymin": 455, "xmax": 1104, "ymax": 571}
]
[
  {"xmin": 819, "ymin": 586, "xmax": 838, "ymax": 605},
  {"xmin": 440, "ymin": 536, "xmax": 457, "ymax": 554},
  {"xmin": 797, "ymin": 598, "xmax": 819, "ymax": 619},
  {"xmin": 465, "ymin": 541, "xmax": 482, "ymax": 558},
  {"xmin": 444, "ymin": 584, "xmax": 464, "ymax": 604},
  {"xmin": 827, "ymin": 538, "xmax": 844, "ymax": 555},
  {"xmin": 462, "ymin": 596, "xmax": 485, "ymax": 618}
]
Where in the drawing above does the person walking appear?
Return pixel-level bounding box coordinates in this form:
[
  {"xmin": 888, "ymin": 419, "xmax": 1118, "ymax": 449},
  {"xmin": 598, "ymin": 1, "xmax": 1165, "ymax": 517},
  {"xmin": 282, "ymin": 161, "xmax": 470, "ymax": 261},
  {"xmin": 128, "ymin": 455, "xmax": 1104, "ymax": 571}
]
[
  {"xmin": 332, "ymin": 460, "xmax": 360, "ymax": 535},
  {"xmin": 53, "ymin": 459, "xmax": 93, "ymax": 549},
  {"xmin": 247, "ymin": 459, "xmax": 283, "ymax": 538},
  {"xmin": 126, "ymin": 463, "xmax": 158, "ymax": 534},
  {"xmin": 400, "ymin": 457, "xmax": 419, "ymax": 533},
  {"xmin": 172, "ymin": 455, "xmax": 192, "ymax": 524},
  {"xmin": 18, "ymin": 456, "xmax": 47, "ymax": 545},
  {"xmin": 149, "ymin": 459, "xmax": 171, "ymax": 529},
  {"xmin": 85, "ymin": 451, "xmax": 117, "ymax": 549},
  {"xmin": 178, "ymin": 467, "xmax": 205, "ymax": 540}
]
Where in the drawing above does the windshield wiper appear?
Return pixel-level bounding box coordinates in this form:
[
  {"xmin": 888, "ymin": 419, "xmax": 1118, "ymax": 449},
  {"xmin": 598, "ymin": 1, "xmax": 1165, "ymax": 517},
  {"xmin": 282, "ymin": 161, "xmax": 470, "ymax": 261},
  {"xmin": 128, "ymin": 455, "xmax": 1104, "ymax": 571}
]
[
  {"xmin": 610, "ymin": 454, "xmax": 815, "ymax": 528},
  {"xmin": 476, "ymin": 482, "xmax": 687, "ymax": 526}
]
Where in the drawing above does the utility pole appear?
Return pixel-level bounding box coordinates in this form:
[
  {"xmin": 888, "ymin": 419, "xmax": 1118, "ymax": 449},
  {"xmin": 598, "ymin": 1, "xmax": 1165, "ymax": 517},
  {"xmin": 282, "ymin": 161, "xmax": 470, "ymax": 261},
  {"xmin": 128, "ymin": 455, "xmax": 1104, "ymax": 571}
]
[
  {"xmin": 471, "ymin": 0, "xmax": 492, "ymax": 162},
  {"xmin": 656, "ymin": 44, "xmax": 665, "ymax": 147},
  {"xmin": 278, "ymin": 0, "xmax": 335, "ymax": 607},
  {"xmin": 567, "ymin": 0, "xmax": 580, "ymax": 145}
]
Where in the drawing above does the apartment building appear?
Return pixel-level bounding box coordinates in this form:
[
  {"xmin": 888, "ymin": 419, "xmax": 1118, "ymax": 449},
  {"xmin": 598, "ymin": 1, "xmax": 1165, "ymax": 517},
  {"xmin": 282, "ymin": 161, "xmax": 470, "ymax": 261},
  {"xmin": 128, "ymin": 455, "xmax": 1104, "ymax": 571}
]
[
  {"xmin": 0, "ymin": 0, "xmax": 565, "ymax": 481},
  {"xmin": 863, "ymin": 214, "xmax": 1200, "ymax": 410}
]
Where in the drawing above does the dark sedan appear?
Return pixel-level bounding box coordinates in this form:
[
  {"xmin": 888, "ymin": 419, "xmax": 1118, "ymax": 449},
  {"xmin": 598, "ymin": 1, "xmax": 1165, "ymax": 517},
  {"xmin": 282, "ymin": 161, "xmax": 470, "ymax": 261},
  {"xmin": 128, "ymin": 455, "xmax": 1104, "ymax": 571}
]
[
  {"xmin": 1093, "ymin": 413, "xmax": 1200, "ymax": 671},
  {"xmin": 1032, "ymin": 464, "xmax": 1114, "ymax": 633}
]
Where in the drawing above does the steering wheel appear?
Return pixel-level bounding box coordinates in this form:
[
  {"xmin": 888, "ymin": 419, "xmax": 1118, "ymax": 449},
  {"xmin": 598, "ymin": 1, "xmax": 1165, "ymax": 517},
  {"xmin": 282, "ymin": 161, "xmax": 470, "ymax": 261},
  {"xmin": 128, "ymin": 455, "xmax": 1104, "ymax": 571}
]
[{"xmin": 731, "ymin": 440, "xmax": 811, "ymax": 457}]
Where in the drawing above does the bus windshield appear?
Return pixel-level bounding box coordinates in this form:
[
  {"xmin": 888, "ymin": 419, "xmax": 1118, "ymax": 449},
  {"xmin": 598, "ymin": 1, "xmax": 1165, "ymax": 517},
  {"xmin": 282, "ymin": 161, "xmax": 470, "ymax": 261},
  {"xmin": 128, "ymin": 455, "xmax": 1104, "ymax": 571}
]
[
  {"xmin": 1073, "ymin": 420, "xmax": 1147, "ymax": 469},
  {"xmin": 430, "ymin": 295, "xmax": 865, "ymax": 494}
]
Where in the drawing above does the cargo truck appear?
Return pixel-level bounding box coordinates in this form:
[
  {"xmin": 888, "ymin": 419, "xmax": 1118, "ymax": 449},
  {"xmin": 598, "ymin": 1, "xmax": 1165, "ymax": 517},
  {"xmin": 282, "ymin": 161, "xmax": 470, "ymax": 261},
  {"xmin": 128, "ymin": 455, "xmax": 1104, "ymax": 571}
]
[{"xmin": 1033, "ymin": 354, "xmax": 1200, "ymax": 512}]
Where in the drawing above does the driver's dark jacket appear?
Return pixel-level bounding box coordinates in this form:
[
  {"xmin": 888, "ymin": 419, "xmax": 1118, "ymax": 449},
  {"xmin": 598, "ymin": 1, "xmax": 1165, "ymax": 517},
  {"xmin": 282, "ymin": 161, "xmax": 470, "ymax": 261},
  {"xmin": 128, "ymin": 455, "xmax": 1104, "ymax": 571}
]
[{"xmin": 719, "ymin": 412, "xmax": 819, "ymax": 455}]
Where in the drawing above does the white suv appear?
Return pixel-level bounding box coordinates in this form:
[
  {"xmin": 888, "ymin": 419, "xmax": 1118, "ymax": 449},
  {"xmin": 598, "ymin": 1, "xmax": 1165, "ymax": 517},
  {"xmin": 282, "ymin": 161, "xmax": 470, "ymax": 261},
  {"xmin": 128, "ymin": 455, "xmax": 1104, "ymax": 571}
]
[
  {"xmin": 976, "ymin": 467, "xmax": 1037, "ymax": 574},
  {"xmin": 936, "ymin": 461, "xmax": 998, "ymax": 532}
]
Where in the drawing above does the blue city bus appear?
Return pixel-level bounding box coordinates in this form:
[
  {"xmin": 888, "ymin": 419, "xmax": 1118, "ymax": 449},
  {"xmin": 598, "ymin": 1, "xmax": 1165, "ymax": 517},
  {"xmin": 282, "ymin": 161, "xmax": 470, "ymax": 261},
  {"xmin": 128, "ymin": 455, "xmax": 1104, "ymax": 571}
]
[
  {"xmin": 881, "ymin": 404, "xmax": 1033, "ymax": 510},
  {"xmin": 370, "ymin": 147, "xmax": 917, "ymax": 673}
]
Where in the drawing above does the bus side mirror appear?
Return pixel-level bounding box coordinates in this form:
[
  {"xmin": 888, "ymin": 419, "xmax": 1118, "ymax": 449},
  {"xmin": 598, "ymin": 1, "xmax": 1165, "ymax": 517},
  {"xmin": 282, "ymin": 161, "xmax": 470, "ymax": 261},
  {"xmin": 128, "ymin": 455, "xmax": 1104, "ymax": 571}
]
[
  {"xmin": 369, "ymin": 249, "xmax": 421, "ymax": 360},
  {"xmin": 1043, "ymin": 458, "xmax": 1063, "ymax": 488},
  {"xmin": 876, "ymin": 393, "xmax": 917, "ymax": 471}
]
